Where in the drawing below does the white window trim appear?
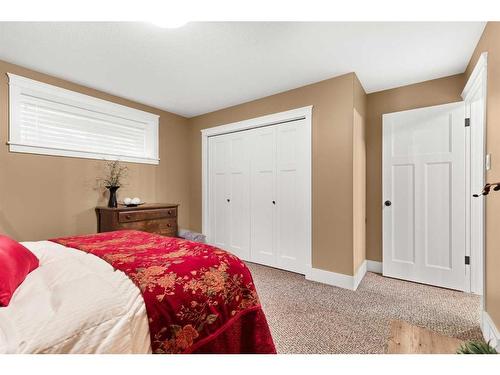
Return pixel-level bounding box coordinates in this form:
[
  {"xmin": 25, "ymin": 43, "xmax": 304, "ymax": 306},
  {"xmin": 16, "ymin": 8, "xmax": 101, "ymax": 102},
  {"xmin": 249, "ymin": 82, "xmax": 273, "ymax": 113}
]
[{"xmin": 7, "ymin": 73, "xmax": 160, "ymax": 165}]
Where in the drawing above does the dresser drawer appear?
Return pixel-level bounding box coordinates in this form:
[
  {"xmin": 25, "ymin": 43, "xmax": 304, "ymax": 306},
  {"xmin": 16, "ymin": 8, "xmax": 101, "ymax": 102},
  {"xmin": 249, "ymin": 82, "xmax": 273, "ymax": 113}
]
[
  {"xmin": 119, "ymin": 217, "xmax": 177, "ymax": 236},
  {"xmin": 118, "ymin": 208, "xmax": 177, "ymax": 223}
]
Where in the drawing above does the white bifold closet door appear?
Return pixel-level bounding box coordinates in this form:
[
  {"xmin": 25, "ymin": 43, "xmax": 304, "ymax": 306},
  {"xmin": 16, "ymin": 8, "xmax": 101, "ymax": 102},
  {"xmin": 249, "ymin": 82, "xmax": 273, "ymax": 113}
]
[
  {"xmin": 208, "ymin": 131, "xmax": 251, "ymax": 260},
  {"xmin": 250, "ymin": 126, "xmax": 276, "ymax": 267},
  {"xmin": 207, "ymin": 119, "xmax": 308, "ymax": 274}
]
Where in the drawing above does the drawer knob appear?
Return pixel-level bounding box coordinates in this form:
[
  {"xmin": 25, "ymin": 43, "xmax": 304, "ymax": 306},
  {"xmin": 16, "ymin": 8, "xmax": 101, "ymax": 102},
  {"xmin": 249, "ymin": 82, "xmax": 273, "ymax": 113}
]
[
  {"xmin": 125, "ymin": 215, "xmax": 131, "ymax": 219},
  {"xmin": 167, "ymin": 223, "xmax": 171, "ymax": 227},
  {"xmin": 167, "ymin": 210, "xmax": 172, "ymax": 214}
]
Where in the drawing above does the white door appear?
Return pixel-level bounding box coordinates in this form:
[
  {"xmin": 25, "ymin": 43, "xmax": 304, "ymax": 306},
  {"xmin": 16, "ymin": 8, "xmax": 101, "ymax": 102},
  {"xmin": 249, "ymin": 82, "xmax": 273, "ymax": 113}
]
[
  {"xmin": 208, "ymin": 132, "xmax": 251, "ymax": 260},
  {"xmin": 206, "ymin": 113, "xmax": 311, "ymax": 275},
  {"xmin": 227, "ymin": 132, "xmax": 251, "ymax": 260},
  {"xmin": 208, "ymin": 134, "xmax": 230, "ymax": 250},
  {"xmin": 275, "ymin": 120, "xmax": 308, "ymax": 274},
  {"xmin": 249, "ymin": 126, "xmax": 276, "ymax": 267},
  {"xmin": 383, "ymin": 102, "xmax": 466, "ymax": 291}
]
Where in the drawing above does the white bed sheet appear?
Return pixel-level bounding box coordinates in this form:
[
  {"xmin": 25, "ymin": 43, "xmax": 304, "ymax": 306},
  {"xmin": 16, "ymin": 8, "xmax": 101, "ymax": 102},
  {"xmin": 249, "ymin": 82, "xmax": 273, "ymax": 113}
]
[{"xmin": 0, "ymin": 240, "xmax": 152, "ymax": 354}]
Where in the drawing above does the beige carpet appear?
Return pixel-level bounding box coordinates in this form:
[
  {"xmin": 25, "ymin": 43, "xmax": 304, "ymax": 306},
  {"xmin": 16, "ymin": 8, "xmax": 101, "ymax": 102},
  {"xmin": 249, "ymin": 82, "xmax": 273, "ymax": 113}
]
[{"xmin": 246, "ymin": 262, "xmax": 482, "ymax": 354}]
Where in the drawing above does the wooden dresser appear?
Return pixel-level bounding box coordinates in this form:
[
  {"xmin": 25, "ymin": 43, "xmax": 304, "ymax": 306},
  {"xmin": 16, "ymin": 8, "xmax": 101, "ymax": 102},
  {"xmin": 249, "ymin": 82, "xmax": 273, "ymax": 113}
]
[{"xmin": 96, "ymin": 203, "xmax": 179, "ymax": 237}]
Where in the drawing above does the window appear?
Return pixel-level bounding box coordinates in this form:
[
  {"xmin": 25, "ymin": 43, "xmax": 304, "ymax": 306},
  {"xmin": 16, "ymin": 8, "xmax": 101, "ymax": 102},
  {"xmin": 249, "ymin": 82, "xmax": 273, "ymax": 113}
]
[{"xmin": 8, "ymin": 73, "xmax": 159, "ymax": 165}]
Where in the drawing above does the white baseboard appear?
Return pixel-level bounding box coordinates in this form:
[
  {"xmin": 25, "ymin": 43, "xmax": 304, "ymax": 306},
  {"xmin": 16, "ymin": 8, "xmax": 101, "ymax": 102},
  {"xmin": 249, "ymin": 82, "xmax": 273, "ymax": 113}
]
[
  {"xmin": 353, "ymin": 260, "xmax": 367, "ymax": 289},
  {"xmin": 305, "ymin": 260, "xmax": 367, "ymax": 291},
  {"xmin": 367, "ymin": 260, "xmax": 382, "ymax": 274},
  {"xmin": 481, "ymin": 311, "xmax": 500, "ymax": 351}
]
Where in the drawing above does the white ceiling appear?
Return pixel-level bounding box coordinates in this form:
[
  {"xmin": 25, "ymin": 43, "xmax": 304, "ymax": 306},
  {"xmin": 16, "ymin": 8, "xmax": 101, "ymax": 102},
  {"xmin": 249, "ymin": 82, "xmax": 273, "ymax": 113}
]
[{"xmin": 0, "ymin": 22, "xmax": 486, "ymax": 117}]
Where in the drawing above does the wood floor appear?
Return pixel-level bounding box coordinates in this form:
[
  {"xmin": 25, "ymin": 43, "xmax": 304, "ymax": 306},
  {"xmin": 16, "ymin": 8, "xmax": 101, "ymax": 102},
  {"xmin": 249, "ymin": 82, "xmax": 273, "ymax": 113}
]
[{"xmin": 387, "ymin": 320, "xmax": 464, "ymax": 354}]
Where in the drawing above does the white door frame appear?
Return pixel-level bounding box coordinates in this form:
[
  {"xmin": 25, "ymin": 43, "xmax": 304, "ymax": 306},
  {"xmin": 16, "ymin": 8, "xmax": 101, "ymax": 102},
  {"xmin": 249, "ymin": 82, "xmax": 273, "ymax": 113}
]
[
  {"xmin": 201, "ymin": 105, "xmax": 313, "ymax": 268},
  {"xmin": 462, "ymin": 52, "xmax": 487, "ymax": 296}
]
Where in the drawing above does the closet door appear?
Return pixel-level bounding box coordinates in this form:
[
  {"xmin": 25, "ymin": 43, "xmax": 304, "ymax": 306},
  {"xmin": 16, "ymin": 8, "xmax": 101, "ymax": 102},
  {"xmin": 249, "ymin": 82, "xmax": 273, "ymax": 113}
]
[
  {"xmin": 275, "ymin": 120, "xmax": 307, "ymax": 274},
  {"xmin": 250, "ymin": 126, "xmax": 276, "ymax": 267},
  {"xmin": 226, "ymin": 132, "xmax": 251, "ymax": 260},
  {"xmin": 208, "ymin": 135, "xmax": 230, "ymax": 249}
]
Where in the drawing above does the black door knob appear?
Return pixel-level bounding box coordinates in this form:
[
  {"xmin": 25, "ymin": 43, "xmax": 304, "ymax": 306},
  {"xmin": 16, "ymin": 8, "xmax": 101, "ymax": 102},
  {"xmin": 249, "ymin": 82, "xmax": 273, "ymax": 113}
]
[
  {"xmin": 384, "ymin": 200, "xmax": 392, "ymax": 207},
  {"xmin": 227, "ymin": 199, "xmax": 230, "ymax": 202},
  {"xmin": 272, "ymin": 200, "xmax": 276, "ymax": 205}
]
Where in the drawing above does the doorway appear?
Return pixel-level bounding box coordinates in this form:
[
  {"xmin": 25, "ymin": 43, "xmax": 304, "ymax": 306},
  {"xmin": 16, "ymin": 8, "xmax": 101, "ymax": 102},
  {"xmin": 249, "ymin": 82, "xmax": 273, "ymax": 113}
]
[{"xmin": 382, "ymin": 54, "xmax": 487, "ymax": 293}]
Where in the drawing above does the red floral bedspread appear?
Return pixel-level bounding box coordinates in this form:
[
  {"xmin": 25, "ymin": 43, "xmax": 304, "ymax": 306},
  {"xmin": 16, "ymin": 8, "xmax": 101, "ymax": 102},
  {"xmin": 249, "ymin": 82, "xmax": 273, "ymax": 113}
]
[{"xmin": 50, "ymin": 230, "xmax": 276, "ymax": 354}]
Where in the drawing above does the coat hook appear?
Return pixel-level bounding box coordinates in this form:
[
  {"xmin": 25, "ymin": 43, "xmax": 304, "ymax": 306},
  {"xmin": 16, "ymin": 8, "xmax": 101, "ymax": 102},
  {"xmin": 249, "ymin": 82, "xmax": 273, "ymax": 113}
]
[{"xmin": 473, "ymin": 182, "xmax": 500, "ymax": 197}]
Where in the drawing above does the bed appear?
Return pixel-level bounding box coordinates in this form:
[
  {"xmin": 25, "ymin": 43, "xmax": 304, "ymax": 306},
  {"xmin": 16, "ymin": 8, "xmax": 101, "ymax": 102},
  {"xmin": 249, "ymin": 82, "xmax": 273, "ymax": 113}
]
[{"xmin": 0, "ymin": 230, "xmax": 276, "ymax": 354}]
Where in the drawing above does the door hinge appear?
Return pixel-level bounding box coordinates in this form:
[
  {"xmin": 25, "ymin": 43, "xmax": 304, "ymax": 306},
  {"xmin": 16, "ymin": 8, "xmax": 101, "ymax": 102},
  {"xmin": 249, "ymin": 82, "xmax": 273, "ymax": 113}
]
[
  {"xmin": 465, "ymin": 118, "xmax": 470, "ymax": 127},
  {"xmin": 465, "ymin": 256, "xmax": 470, "ymax": 265}
]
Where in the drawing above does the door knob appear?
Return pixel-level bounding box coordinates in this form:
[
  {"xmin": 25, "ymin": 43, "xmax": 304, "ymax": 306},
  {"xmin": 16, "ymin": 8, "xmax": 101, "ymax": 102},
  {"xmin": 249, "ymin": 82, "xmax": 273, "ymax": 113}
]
[
  {"xmin": 272, "ymin": 200, "xmax": 276, "ymax": 205},
  {"xmin": 384, "ymin": 200, "xmax": 392, "ymax": 207},
  {"xmin": 226, "ymin": 198, "xmax": 230, "ymax": 202}
]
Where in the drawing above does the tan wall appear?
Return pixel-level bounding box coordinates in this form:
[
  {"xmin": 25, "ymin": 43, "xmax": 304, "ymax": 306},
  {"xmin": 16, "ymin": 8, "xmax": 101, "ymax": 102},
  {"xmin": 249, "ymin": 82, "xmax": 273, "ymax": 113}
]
[
  {"xmin": 353, "ymin": 75, "xmax": 367, "ymax": 272},
  {"xmin": 365, "ymin": 74, "xmax": 465, "ymax": 262},
  {"xmin": 188, "ymin": 73, "xmax": 360, "ymax": 275},
  {"xmin": 352, "ymin": 109, "xmax": 366, "ymax": 272},
  {"xmin": 465, "ymin": 22, "xmax": 500, "ymax": 329},
  {"xmin": 0, "ymin": 59, "xmax": 191, "ymax": 241}
]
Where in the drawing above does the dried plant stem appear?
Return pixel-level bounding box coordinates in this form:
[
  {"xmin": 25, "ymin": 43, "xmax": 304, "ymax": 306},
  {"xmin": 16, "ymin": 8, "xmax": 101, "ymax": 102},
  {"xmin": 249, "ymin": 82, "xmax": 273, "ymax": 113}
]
[{"xmin": 100, "ymin": 160, "xmax": 128, "ymax": 188}]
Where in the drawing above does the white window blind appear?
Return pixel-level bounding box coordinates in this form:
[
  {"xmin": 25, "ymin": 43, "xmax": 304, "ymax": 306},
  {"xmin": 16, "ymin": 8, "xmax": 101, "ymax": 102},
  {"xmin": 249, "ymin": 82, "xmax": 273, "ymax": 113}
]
[{"xmin": 8, "ymin": 73, "xmax": 159, "ymax": 164}]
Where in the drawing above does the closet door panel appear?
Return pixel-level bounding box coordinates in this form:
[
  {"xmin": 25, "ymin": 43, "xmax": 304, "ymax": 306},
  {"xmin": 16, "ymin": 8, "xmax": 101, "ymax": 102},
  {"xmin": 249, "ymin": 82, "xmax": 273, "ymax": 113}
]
[
  {"xmin": 250, "ymin": 127, "xmax": 276, "ymax": 266},
  {"xmin": 275, "ymin": 120, "xmax": 306, "ymax": 273},
  {"xmin": 227, "ymin": 133, "xmax": 250, "ymax": 260},
  {"xmin": 208, "ymin": 135, "xmax": 229, "ymax": 248}
]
